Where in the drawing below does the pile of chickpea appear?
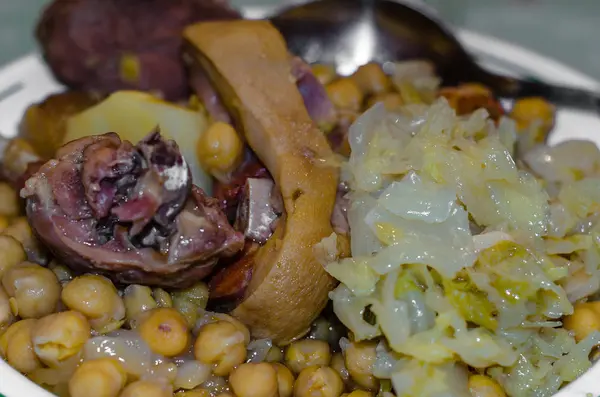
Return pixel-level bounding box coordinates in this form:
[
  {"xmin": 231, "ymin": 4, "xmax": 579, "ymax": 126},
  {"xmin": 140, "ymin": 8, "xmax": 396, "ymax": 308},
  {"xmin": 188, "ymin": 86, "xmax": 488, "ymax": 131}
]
[
  {"xmin": 0, "ymin": 61, "xmax": 573, "ymax": 397},
  {"xmin": 0, "ymin": 178, "xmax": 383, "ymax": 397}
]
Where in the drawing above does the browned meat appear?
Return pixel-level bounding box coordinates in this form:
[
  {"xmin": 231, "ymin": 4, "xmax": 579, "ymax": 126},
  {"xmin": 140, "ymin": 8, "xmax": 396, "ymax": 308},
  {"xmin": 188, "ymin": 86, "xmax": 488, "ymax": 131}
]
[
  {"xmin": 439, "ymin": 83, "xmax": 505, "ymax": 120},
  {"xmin": 36, "ymin": 0, "xmax": 241, "ymax": 101},
  {"xmin": 213, "ymin": 153, "xmax": 270, "ymax": 222},
  {"xmin": 234, "ymin": 178, "xmax": 283, "ymax": 244},
  {"xmin": 21, "ymin": 132, "xmax": 244, "ymax": 288},
  {"xmin": 209, "ymin": 242, "xmax": 258, "ymax": 307}
]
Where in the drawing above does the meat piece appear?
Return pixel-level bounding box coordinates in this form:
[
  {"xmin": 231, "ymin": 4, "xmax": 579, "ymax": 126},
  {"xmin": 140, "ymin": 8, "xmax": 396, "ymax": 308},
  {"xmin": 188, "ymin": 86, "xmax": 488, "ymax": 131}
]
[
  {"xmin": 21, "ymin": 132, "xmax": 244, "ymax": 288},
  {"xmin": 439, "ymin": 83, "xmax": 504, "ymax": 120},
  {"xmin": 234, "ymin": 178, "xmax": 283, "ymax": 244},
  {"xmin": 186, "ymin": 51, "xmax": 336, "ymax": 130},
  {"xmin": 213, "ymin": 152, "xmax": 270, "ymax": 222},
  {"xmin": 36, "ymin": 0, "xmax": 241, "ymax": 101},
  {"xmin": 290, "ymin": 56, "xmax": 338, "ymax": 133},
  {"xmin": 185, "ymin": 20, "xmax": 339, "ymax": 343},
  {"xmin": 209, "ymin": 242, "xmax": 258, "ymax": 307}
]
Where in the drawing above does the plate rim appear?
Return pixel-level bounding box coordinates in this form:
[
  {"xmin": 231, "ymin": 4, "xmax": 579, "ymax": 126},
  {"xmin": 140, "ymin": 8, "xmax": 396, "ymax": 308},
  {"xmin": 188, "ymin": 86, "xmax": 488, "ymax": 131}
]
[{"xmin": 0, "ymin": 21, "xmax": 599, "ymax": 397}]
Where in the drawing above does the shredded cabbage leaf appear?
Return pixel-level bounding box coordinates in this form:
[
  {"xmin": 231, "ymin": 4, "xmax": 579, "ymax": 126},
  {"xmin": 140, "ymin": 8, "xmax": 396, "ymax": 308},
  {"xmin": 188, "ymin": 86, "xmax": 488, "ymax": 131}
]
[{"xmin": 323, "ymin": 98, "xmax": 600, "ymax": 397}]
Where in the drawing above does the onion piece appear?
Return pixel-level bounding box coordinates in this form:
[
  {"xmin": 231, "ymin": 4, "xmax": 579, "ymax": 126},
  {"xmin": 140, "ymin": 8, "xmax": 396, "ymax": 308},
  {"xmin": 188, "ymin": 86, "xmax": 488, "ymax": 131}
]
[
  {"xmin": 246, "ymin": 339, "xmax": 273, "ymax": 363},
  {"xmin": 173, "ymin": 360, "xmax": 212, "ymax": 390},
  {"xmin": 83, "ymin": 330, "xmax": 157, "ymax": 377}
]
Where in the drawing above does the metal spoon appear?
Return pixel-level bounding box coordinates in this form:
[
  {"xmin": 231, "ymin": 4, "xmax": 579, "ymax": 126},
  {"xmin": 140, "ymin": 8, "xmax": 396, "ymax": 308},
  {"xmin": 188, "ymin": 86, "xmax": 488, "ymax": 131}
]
[{"xmin": 269, "ymin": 0, "xmax": 600, "ymax": 112}]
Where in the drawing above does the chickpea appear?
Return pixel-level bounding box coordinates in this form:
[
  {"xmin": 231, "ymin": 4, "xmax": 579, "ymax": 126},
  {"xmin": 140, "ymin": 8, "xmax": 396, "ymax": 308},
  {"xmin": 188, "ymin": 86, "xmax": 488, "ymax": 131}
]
[
  {"xmin": 326, "ymin": 79, "xmax": 364, "ymax": 112},
  {"xmin": 229, "ymin": 362, "xmax": 279, "ymax": 397},
  {"xmin": 0, "ymin": 216, "xmax": 8, "ymax": 232},
  {"xmin": 214, "ymin": 313, "xmax": 251, "ymax": 343},
  {"xmin": 194, "ymin": 320, "xmax": 247, "ymax": 376},
  {"xmin": 3, "ymin": 217, "xmax": 42, "ymax": 259},
  {"xmin": 175, "ymin": 390, "xmax": 211, "ymax": 397},
  {"xmin": 0, "ymin": 319, "xmax": 42, "ymax": 373},
  {"xmin": 468, "ymin": 374, "xmax": 506, "ymax": 397},
  {"xmin": 511, "ymin": 97, "xmax": 555, "ymax": 132},
  {"xmin": 124, "ymin": 284, "xmax": 158, "ymax": 325},
  {"xmin": 266, "ymin": 345, "xmax": 284, "ymax": 363},
  {"xmin": 564, "ymin": 301, "xmax": 600, "ymax": 341},
  {"xmin": 2, "ymin": 262, "xmax": 61, "ymax": 318},
  {"xmin": 49, "ymin": 260, "xmax": 73, "ymax": 285},
  {"xmin": 175, "ymin": 391, "xmax": 210, "ymax": 397},
  {"xmin": 119, "ymin": 380, "xmax": 173, "ymax": 397},
  {"xmin": 1, "ymin": 138, "xmax": 38, "ymax": 181},
  {"xmin": 176, "ymin": 282, "xmax": 210, "ymax": 308},
  {"xmin": 344, "ymin": 341, "xmax": 378, "ymax": 390},
  {"xmin": 0, "ymin": 234, "xmax": 26, "ymax": 278},
  {"xmin": 273, "ymin": 363, "xmax": 295, "ymax": 397},
  {"xmin": 172, "ymin": 283, "xmax": 209, "ymax": 327},
  {"xmin": 69, "ymin": 358, "xmax": 127, "ymax": 397},
  {"xmin": 197, "ymin": 122, "xmax": 243, "ymax": 177},
  {"xmin": 152, "ymin": 361, "xmax": 179, "ymax": 384},
  {"xmin": 0, "ymin": 286, "xmax": 15, "ymax": 334},
  {"xmin": 173, "ymin": 360, "xmax": 212, "ymax": 390},
  {"xmin": 347, "ymin": 392, "xmax": 372, "ymax": 397},
  {"xmin": 331, "ymin": 352, "xmax": 351, "ymax": 384},
  {"xmin": 367, "ymin": 93, "xmax": 403, "ymax": 111},
  {"xmin": 351, "ymin": 63, "xmax": 390, "ymax": 95},
  {"xmin": 154, "ymin": 288, "xmax": 173, "ymax": 308},
  {"xmin": 285, "ymin": 339, "xmax": 332, "ymax": 374},
  {"xmin": 311, "ymin": 64, "xmax": 337, "ymax": 86},
  {"xmin": 0, "ymin": 182, "xmax": 19, "ymax": 217},
  {"xmin": 195, "ymin": 374, "xmax": 229, "ymax": 395},
  {"xmin": 294, "ymin": 366, "xmax": 344, "ymax": 397},
  {"xmin": 174, "ymin": 298, "xmax": 198, "ymax": 328},
  {"xmin": 62, "ymin": 274, "xmax": 126, "ymax": 332},
  {"xmin": 173, "ymin": 282, "xmax": 209, "ymax": 321},
  {"xmin": 32, "ymin": 311, "xmax": 91, "ymax": 367},
  {"xmin": 138, "ymin": 307, "xmax": 189, "ymax": 356}
]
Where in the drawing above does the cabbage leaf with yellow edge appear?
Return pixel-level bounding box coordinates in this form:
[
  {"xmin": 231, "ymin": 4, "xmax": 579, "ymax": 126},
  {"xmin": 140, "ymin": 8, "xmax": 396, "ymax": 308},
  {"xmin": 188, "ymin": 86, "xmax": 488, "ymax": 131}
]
[
  {"xmin": 364, "ymin": 171, "xmax": 477, "ymax": 278},
  {"xmin": 324, "ymin": 98, "xmax": 600, "ymax": 397}
]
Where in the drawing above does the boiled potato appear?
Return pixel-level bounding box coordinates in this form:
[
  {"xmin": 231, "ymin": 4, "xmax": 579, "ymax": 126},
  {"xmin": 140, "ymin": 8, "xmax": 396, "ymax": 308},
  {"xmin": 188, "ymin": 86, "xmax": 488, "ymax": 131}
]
[{"xmin": 64, "ymin": 91, "xmax": 213, "ymax": 194}]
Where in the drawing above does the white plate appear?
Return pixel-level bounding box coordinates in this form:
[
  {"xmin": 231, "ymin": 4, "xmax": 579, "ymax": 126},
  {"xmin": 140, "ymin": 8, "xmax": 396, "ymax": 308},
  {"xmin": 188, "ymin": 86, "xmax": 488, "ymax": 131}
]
[{"xmin": 1, "ymin": 8, "xmax": 600, "ymax": 397}]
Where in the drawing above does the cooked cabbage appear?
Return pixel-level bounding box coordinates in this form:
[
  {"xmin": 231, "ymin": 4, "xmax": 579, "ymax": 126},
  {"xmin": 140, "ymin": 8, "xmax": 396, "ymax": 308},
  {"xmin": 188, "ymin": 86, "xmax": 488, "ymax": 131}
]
[{"xmin": 324, "ymin": 98, "xmax": 600, "ymax": 397}]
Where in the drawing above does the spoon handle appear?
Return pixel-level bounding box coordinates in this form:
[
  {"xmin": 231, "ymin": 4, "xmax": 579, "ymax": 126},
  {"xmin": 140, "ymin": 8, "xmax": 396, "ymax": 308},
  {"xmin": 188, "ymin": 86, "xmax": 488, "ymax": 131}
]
[{"xmin": 484, "ymin": 73, "xmax": 600, "ymax": 113}]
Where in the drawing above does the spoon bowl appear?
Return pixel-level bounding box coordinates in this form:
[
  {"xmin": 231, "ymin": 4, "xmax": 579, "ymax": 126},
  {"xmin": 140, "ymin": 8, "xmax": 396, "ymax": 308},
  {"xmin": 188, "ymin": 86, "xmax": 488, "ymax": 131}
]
[
  {"xmin": 271, "ymin": 0, "xmax": 475, "ymax": 80},
  {"xmin": 270, "ymin": 0, "xmax": 600, "ymax": 112}
]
